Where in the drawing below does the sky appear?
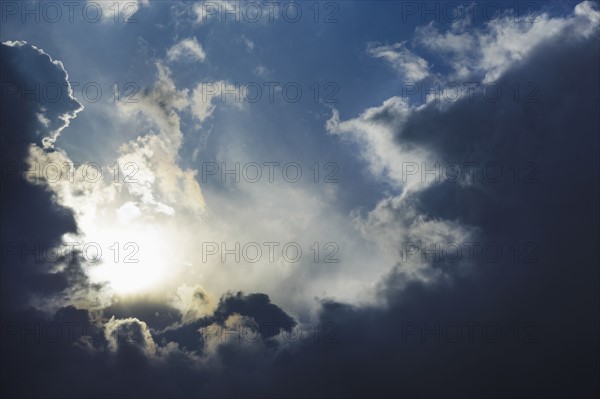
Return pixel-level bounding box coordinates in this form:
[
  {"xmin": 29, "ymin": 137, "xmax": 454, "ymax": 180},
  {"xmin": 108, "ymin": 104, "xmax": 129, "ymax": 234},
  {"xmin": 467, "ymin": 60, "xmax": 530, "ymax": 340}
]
[{"xmin": 0, "ymin": 1, "xmax": 599, "ymax": 397}]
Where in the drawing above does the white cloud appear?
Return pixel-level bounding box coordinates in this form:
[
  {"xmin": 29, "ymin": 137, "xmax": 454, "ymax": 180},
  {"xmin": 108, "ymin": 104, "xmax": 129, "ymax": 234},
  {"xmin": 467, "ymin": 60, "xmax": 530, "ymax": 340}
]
[
  {"xmin": 243, "ymin": 36, "xmax": 255, "ymax": 52},
  {"xmin": 327, "ymin": 97, "xmax": 435, "ymax": 193},
  {"xmin": 368, "ymin": 42, "xmax": 430, "ymax": 81},
  {"xmin": 253, "ymin": 65, "xmax": 271, "ymax": 78},
  {"xmin": 189, "ymin": 80, "xmax": 245, "ymax": 124},
  {"xmin": 415, "ymin": 0, "xmax": 600, "ymax": 82},
  {"xmin": 36, "ymin": 111, "xmax": 51, "ymax": 128},
  {"xmin": 170, "ymin": 284, "xmax": 217, "ymax": 323},
  {"xmin": 105, "ymin": 317, "xmax": 157, "ymax": 356},
  {"xmin": 353, "ymin": 194, "xmax": 477, "ymax": 292},
  {"xmin": 115, "ymin": 62, "xmax": 205, "ymax": 215},
  {"xmin": 167, "ymin": 37, "xmax": 206, "ymax": 63}
]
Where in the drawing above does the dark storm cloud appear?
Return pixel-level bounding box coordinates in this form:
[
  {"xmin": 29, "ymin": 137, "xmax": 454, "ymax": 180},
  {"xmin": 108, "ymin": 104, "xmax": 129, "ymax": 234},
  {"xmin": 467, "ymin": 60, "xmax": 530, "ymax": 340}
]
[
  {"xmin": 0, "ymin": 42, "xmax": 89, "ymax": 310},
  {"xmin": 0, "ymin": 41, "xmax": 104, "ymax": 397},
  {"xmin": 1, "ymin": 9, "xmax": 599, "ymax": 399},
  {"xmin": 254, "ymin": 22, "xmax": 599, "ymax": 399},
  {"xmin": 213, "ymin": 292, "xmax": 296, "ymax": 337},
  {"xmin": 1, "ymin": 290, "xmax": 300, "ymax": 398},
  {"xmin": 192, "ymin": 16, "xmax": 598, "ymax": 398},
  {"xmin": 103, "ymin": 299, "xmax": 182, "ymax": 331},
  {"xmin": 157, "ymin": 291, "xmax": 297, "ymax": 350}
]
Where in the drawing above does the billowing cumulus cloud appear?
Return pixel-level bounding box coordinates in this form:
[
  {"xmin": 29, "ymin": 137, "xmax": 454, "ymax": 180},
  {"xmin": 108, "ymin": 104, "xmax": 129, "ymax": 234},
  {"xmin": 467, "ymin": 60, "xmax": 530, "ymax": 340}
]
[
  {"xmin": 105, "ymin": 316, "xmax": 157, "ymax": 355},
  {"xmin": 414, "ymin": 0, "xmax": 600, "ymax": 82},
  {"xmin": 18, "ymin": 57, "xmax": 208, "ymax": 301}
]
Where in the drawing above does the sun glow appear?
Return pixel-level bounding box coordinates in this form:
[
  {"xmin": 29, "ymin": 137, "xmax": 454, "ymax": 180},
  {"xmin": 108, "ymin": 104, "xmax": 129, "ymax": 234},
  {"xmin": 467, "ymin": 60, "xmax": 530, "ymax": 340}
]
[{"xmin": 74, "ymin": 206, "xmax": 187, "ymax": 296}]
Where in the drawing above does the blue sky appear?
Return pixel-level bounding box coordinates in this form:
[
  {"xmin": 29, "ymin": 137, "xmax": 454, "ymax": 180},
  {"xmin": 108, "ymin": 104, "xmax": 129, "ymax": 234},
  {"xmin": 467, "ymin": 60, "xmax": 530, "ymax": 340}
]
[{"xmin": 2, "ymin": 0, "xmax": 570, "ymax": 211}]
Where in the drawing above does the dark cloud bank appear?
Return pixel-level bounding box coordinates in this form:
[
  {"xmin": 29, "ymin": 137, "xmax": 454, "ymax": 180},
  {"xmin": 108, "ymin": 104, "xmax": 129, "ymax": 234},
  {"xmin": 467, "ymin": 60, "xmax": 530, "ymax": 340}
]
[{"xmin": 1, "ymin": 21, "xmax": 599, "ymax": 399}]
